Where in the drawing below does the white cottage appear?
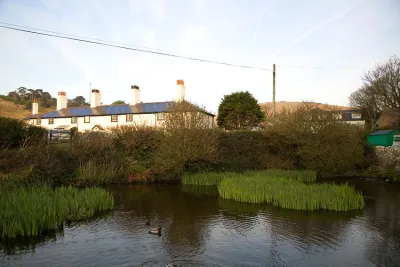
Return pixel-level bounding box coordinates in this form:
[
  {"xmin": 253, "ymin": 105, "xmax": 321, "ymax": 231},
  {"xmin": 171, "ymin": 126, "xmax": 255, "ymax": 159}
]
[{"xmin": 26, "ymin": 80, "xmax": 215, "ymax": 132}]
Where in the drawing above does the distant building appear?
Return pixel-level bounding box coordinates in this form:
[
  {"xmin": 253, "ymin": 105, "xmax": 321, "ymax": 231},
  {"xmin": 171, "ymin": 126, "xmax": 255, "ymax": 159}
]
[
  {"xmin": 25, "ymin": 80, "xmax": 215, "ymax": 132},
  {"xmin": 259, "ymin": 102, "xmax": 365, "ymax": 126},
  {"xmin": 330, "ymin": 109, "xmax": 365, "ymax": 126},
  {"xmin": 367, "ymin": 129, "xmax": 400, "ymax": 147}
]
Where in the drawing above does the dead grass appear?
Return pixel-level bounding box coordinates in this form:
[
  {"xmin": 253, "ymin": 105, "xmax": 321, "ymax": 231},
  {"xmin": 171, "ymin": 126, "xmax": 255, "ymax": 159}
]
[{"xmin": 0, "ymin": 100, "xmax": 53, "ymax": 119}]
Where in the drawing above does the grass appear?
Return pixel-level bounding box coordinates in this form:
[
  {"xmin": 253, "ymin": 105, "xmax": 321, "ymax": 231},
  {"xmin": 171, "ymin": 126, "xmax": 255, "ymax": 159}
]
[
  {"xmin": 182, "ymin": 172, "xmax": 234, "ymax": 186},
  {"xmin": 77, "ymin": 160, "xmax": 123, "ymax": 185},
  {"xmin": 182, "ymin": 169, "xmax": 317, "ymax": 186},
  {"xmin": 218, "ymin": 173, "xmax": 364, "ymax": 211},
  {"xmin": 0, "ymin": 186, "xmax": 114, "ymax": 238}
]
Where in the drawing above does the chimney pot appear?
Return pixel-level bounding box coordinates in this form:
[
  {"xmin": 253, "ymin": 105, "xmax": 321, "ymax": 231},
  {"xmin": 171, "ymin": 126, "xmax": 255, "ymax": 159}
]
[
  {"xmin": 90, "ymin": 89, "xmax": 101, "ymax": 108},
  {"xmin": 130, "ymin": 85, "xmax": 140, "ymax": 105},
  {"xmin": 175, "ymin": 79, "xmax": 185, "ymax": 101},
  {"xmin": 57, "ymin": 91, "xmax": 67, "ymax": 110}
]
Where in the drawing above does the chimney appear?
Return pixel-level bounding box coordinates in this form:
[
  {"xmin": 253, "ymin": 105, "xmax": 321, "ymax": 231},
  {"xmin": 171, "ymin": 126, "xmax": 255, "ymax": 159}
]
[
  {"xmin": 90, "ymin": 89, "xmax": 101, "ymax": 108},
  {"xmin": 32, "ymin": 98, "xmax": 39, "ymax": 115},
  {"xmin": 175, "ymin": 80, "xmax": 185, "ymax": 101},
  {"xmin": 57, "ymin": 91, "xmax": 67, "ymax": 110},
  {"xmin": 130, "ymin": 85, "xmax": 140, "ymax": 105}
]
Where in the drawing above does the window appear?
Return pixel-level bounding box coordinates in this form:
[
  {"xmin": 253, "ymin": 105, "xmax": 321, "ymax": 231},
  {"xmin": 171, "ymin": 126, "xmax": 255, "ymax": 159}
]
[
  {"xmin": 157, "ymin": 113, "xmax": 165, "ymax": 121},
  {"xmin": 48, "ymin": 118, "xmax": 54, "ymax": 125},
  {"xmin": 351, "ymin": 113, "xmax": 362, "ymax": 119},
  {"xmin": 126, "ymin": 114, "xmax": 133, "ymax": 122},
  {"xmin": 71, "ymin": 117, "xmax": 77, "ymax": 124},
  {"xmin": 333, "ymin": 113, "xmax": 343, "ymax": 120},
  {"xmin": 36, "ymin": 118, "xmax": 41, "ymax": 126},
  {"xmin": 84, "ymin": 116, "xmax": 90, "ymax": 123},
  {"xmin": 111, "ymin": 115, "xmax": 118, "ymax": 122}
]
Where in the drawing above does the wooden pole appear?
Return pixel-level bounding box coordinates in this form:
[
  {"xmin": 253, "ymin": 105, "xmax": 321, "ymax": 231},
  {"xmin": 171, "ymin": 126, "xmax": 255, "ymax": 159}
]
[{"xmin": 272, "ymin": 63, "xmax": 276, "ymax": 115}]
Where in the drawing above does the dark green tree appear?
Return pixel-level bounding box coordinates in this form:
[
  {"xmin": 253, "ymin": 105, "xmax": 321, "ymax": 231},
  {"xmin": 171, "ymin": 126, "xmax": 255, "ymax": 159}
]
[
  {"xmin": 112, "ymin": 100, "xmax": 127, "ymax": 105},
  {"xmin": 68, "ymin": 96, "xmax": 89, "ymax": 107},
  {"xmin": 217, "ymin": 91, "xmax": 265, "ymax": 130}
]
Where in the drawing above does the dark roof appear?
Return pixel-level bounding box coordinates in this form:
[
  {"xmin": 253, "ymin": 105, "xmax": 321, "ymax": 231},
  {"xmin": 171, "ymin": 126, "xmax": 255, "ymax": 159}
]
[
  {"xmin": 368, "ymin": 129, "xmax": 399, "ymax": 136},
  {"xmin": 25, "ymin": 101, "xmax": 215, "ymax": 119}
]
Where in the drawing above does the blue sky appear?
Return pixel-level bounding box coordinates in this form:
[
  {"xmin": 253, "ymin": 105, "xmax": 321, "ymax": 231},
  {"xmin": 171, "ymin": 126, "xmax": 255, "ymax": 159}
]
[{"xmin": 0, "ymin": 0, "xmax": 399, "ymax": 113}]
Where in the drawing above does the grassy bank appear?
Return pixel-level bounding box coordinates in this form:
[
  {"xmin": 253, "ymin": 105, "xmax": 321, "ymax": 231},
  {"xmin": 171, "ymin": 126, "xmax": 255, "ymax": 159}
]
[{"xmin": 0, "ymin": 186, "xmax": 114, "ymax": 238}]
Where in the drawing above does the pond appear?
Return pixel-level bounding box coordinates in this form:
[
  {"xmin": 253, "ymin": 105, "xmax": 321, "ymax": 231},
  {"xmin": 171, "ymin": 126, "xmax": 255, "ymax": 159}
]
[{"xmin": 1, "ymin": 178, "xmax": 400, "ymax": 267}]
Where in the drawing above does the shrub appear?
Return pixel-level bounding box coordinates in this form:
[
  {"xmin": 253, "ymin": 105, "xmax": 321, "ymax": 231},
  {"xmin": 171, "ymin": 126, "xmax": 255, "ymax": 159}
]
[
  {"xmin": 0, "ymin": 117, "xmax": 46, "ymax": 149},
  {"xmin": 153, "ymin": 101, "xmax": 219, "ymax": 181}
]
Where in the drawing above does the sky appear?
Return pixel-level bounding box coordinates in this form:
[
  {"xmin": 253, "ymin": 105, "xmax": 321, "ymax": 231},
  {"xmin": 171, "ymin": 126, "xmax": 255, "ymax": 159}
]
[{"xmin": 0, "ymin": 0, "xmax": 399, "ymax": 113}]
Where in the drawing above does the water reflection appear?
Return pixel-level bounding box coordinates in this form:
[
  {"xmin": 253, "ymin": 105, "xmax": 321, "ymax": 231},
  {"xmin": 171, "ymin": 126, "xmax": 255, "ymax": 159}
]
[{"xmin": 0, "ymin": 180, "xmax": 400, "ymax": 267}]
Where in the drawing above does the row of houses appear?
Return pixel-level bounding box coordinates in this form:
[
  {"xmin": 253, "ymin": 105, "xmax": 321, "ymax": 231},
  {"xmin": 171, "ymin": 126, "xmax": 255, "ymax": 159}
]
[
  {"xmin": 26, "ymin": 80, "xmax": 215, "ymax": 132},
  {"xmin": 26, "ymin": 80, "xmax": 368, "ymax": 133}
]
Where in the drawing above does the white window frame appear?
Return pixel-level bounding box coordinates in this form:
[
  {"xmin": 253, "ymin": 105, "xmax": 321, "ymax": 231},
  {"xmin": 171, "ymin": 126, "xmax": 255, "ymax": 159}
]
[
  {"xmin": 48, "ymin": 118, "xmax": 54, "ymax": 125},
  {"xmin": 126, "ymin": 114, "xmax": 133, "ymax": 122},
  {"xmin": 157, "ymin": 113, "xmax": 165, "ymax": 121},
  {"xmin": 111, "ymin": 115, "xmax": 118, "ymax": 122},
  {"xmin": 84, "ymin": 116, "xmax": 90, "ymax": 123},
  {"xmin": 71, "ymin": 117, "xmax": 77, "ymax": 124}
]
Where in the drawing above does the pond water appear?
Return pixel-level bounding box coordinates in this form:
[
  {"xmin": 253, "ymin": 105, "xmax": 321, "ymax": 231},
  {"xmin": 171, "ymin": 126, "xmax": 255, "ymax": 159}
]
[{"xmin": 1, "ymin": 179, "xmax": 400, "ymax": 267}]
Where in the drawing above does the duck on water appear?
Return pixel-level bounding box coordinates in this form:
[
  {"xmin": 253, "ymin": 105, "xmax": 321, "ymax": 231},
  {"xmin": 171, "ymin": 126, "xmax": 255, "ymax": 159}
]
[{"xmin": 146, "ymin": 220, "xmax": 162, "ymax": 236}]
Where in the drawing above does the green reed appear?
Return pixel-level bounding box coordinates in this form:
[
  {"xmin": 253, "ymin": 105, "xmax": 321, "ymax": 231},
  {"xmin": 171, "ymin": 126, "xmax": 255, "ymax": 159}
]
[
  {"xmin": 182, "ymin": 172, "xmax": 236, "ymax": 186},
  {"xmin": 182, "ymin": 169, "xmax": 317, "ymax": 186},
  {"xmin": 218, "ymin": 174, "xmax": 364, "ymax": 211},
  {"xmin": 0, "ymin": 186, "xmax": 114, "ymax": 238}
]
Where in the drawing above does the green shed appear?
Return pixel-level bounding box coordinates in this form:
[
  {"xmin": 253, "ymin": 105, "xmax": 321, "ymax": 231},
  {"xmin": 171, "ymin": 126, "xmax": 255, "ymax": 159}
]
[{"xmin": 367, "ymin": 129, "xmax": 400, "ymax": 147}]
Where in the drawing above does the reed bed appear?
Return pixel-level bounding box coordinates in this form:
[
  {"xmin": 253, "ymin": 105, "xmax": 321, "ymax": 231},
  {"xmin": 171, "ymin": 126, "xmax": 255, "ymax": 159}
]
[
  {"xmin": 218, "ymin": 174, "xmax": 364, "ymax": 211},
  {"xmin": 182, "ymin": 172, "xmax": 236, "ymax": 186},
  {"xmin": 182, "ymin": 170, "xmax": 317, "ymax": 186},
  {"xmin": 243, "ymin": 170, "xmax": 317, "ymax": 182},
  {"xmin": 77, "ymin": 160, "xmax": 123, "ymax": 185},
  {"xmin": 0, "ymin": 186, "xmax": 114, "ymax": 238}
]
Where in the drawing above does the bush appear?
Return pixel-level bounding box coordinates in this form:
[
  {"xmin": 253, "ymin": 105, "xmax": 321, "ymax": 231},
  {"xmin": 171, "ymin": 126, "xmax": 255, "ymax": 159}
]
[
  {"xmin": 0, "ymin": 145, "xmax": 76, "ymax": 187},
  {"xmin": 153, "ymin": 101, "xmax": 219, "ymax": 181},
  {"xmin": 0, "ymin": 117, "xmax": 46, "ymax": 149}
]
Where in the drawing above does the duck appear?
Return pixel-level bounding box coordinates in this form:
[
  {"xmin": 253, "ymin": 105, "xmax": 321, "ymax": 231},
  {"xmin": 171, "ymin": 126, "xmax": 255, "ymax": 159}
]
[
  {"xmin": 148, "ymin": 227, "xmax": 162, "ymax": 236},
  {"xmin": 145, "ymin": 220, "xmax": 150, "ymax": 226}
]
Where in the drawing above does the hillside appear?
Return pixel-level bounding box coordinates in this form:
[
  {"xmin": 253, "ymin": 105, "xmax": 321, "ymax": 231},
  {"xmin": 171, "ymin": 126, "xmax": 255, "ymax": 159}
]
[
  {"xmin": 0, "ymin": 99, "xmax": 53, "ymax": 119},
  {"xmin": 259, "ymin": 101, "xmax": 355, "ymax": 115}
]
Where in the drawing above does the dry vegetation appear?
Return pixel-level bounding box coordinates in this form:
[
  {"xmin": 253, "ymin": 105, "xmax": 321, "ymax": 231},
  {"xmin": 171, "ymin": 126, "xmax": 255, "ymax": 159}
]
[{"xmin": 0, "ymin": 99, "xmax": 52, "ymax": 119}]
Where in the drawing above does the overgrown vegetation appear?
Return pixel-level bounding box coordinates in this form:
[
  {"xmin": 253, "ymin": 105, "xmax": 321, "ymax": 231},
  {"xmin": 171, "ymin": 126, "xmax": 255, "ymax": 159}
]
[
  {"xmin": 0, "ymin": 100, "xmax": 375, "ymax": 187},
  {"xmin": 218, "ymin": 174, "xmax": 364, "ymax": 211},
  {"xmin": 182, "ymin": 170, "xmax": 364, "ymax": 211},
  {"xmin": 182, "ymin": 170, "xmax": 316, "ymax": 186},
  {"xmin": 0, "ymin": 186, "xmax": 114, "ymax": 238}
]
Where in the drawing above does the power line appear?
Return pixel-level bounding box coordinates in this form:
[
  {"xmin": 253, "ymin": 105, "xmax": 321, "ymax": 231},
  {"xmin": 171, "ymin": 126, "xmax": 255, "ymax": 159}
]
[
  {"xmin": 0, "ymin": 21, "xmax": 191, "ymax": 56},
  {"xmin": 0, "ymin": 24, "xmax": 272, "ymax": 72},
  {"xmin": 277, "ymin": 64, "xmax": 360, "ymax": 71}
]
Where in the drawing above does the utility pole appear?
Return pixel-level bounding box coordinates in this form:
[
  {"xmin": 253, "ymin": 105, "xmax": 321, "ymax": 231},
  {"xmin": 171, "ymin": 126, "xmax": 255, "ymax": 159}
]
[
  {"xmin": 89, "ymin": 83, "xmax": 91, "ymax": 105},
  {"xmin": 272, "ymin": 63, "xmax": 276, "ymax": 115}
]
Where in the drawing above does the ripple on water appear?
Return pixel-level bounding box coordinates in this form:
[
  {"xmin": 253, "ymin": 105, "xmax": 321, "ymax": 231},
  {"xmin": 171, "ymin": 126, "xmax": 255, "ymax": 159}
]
[{"xmin": 1, "ymin": 182, "xmax": 400, "ymax": 267}]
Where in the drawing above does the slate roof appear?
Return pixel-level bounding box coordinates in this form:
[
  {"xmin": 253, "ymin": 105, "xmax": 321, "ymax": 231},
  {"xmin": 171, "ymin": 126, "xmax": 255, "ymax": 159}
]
[
  {"xmin": 368, "ymin": 129, "xmax": 398, "ymax": 136},
  {"xmin": 26, "ymin": 101, "xmax": 215, "ymax": 119}
]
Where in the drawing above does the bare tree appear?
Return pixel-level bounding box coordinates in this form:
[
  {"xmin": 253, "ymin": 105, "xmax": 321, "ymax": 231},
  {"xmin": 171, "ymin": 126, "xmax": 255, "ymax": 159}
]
[
  {"xmin": 154, "ymin": 101, "xmax": 218, "ymax": 178},
  {"xmin": 349, "ymin": 55, "xmax": 400, "ymax": 129}
]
